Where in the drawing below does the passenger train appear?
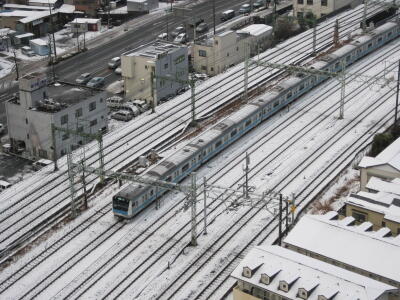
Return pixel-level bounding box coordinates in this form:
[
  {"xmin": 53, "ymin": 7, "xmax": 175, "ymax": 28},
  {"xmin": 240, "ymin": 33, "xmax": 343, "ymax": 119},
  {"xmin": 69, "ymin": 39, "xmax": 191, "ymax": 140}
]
[{"xmin": 113, "ymin": 21, "xmax": 400, "ymax": 218}]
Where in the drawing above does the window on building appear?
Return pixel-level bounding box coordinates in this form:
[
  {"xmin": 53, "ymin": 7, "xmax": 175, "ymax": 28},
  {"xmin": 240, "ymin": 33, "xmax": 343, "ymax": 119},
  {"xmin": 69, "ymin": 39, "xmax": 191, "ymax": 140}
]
[
  {"xmin": 77, "ymin": 126, "xmax": 84, "ymax": 132},
  {"xmin": 164, "ymin": 63, "xmax": 168, "ymax": 69},
  {"xmin": 201, "ymin": 65, "xmax": 207, "ymax": 71},
  {"xmin": 298, "ymin": 0, "xmax": 304, "ymax": 4},
  {"xmin": 89, "ymin": 102, "xmax": 96, "ymax": 111},
  {"xmin": 382, "ymin": 221, "xmax": 386, "ymax": 227},
  {"xmin": 25, "ymin": 118, "xmax": 28, "ymax": 124},
  {"xmin": 61, "ymin": 114, "xmax": 68, "ymax": 125},
  {"xmin": 352, "ymin": 210, "xmax": 367, "ymax": 223},
  {"xmin": 27, "ymin": 133, "xmax": 29, "ymax": 139},
  {"xmin": 211, "ymin": 67, "xmax": 214, "ymax": 72},
  {"xmin": 307, "ymin": 0, "xmax": 313, "ymax": 4},
  {"xmin": 321, "ymin": 0, "xmax": 327, "ymax": 6},
  {"xmin": 145, "ymin": 65, "xmax": 148, "ymax": 69},
  {"xmin": 227, "ymin": 52, "xmax": 230, "ymax": 57},
  {"xmin": 199, "ymin": 50, "xmax": 207, "ymax": 57},
  {"xmin": 297, "ymin": 12, "xmax": 304, "ymax": 18},
  {"xmin": 75, "ymin": 108, "xmax": 83, "ymax": 117},
  {"xmin": 90, "ymin": 119, "xmax": 97, "ymax": 127},
  {"xmin": 236, "ymin": 46, "xmax": 239, "ymax": 51},
  {"xmin": 38, "ymin": 149, "xmax": 48, "ymax": 159},
  {"xmin": 62, "ymin": 134, "xmax": 69, "ymax": 140}
]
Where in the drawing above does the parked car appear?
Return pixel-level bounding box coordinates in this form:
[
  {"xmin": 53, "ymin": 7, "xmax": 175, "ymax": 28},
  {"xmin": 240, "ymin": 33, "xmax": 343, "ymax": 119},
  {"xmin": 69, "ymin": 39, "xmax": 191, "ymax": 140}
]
[
  {"xmin": 221, "ymin": 9, "xmax": 235, "ymax": 21},
  {"xmin": 174, "ymin": 33, "xmax": 187, "ymax": 44},
  {"xmin": 119, "ymin": 104, "xmax": 140, "ymax": 116},
  {"xmin": 129, "ymin": 99, "xmax": 150, "ymax": 112},
  {"xmin": 75, "ymin": 73, "xmax": 92, "ymax": 85},
  {"xmin": 106, "ymin": 96, "xmax": 125, "ymax": 109},
  {"xmin": 32, "ymin": 159, "xmax": 53, "ymax": 171},
  {"xmin": 158, "ymin": 32, "xmax": 168, "ymax": 40},
  {"xmin": 253, "ymin": 0, "xmax": 267, "ymax": 9},
  {"xmin": 21, "ymin": 46, "xmax": 35, "ymax": 57},
  {"xmin": 188, "ymin": 17, "xmax": 204, "ymax": 27},
  {"xmin": 0, "ymin": 123, "xmax": 5, "ymax": 135},
  {"xmin": 108, "ymin": 57, "xmax": 121, "ymax": 69},
  {"xmin": 114, "ymin": 67, "xmax": 122, "ymax": 75},
  {"xmin": 238, "ymin": 3, "xmax": 252, "ymax": 14},
  {"xmin": 111, "ymin": 110, "xmax": 134, "ymax": 122},
  {"xmin": 196, "ymin": 22, "xmax": 209, "ymax": 34},
  {"xmin": 0, "ymin": 180, "xmax": 11, "ymax": 192},
  {"xmin": 171, "ymin": 26, "xmax": 185, "ymax": 38},
  {"xmin": 86, "ymin": 77, "xmax": 105, "ymax": 88}
]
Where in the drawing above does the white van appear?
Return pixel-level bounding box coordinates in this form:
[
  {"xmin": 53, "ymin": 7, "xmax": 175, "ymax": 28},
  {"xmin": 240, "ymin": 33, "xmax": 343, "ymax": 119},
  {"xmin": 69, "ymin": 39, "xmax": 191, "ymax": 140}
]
[
  {"xmin": 0, "ymin": 180, "xmax": 11, "ymax": 192},
  {"xmin": 33, "ymin": 159, "xmax": 53, "ymax": 171},
  {"xmin": 111, "ymin": 110, "xmax": 134, "ymax": 122},
  {"xmin": 106, "ymin": 96, "xmax": 125, "ymax": 109}
]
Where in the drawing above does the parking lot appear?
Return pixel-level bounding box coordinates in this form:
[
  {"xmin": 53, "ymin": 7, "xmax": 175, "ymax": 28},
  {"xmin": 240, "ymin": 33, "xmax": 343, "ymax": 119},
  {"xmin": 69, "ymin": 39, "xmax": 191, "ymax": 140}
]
[{"xmin": 0, "ymin": 153, "xmax": 35, "ymax": 185}]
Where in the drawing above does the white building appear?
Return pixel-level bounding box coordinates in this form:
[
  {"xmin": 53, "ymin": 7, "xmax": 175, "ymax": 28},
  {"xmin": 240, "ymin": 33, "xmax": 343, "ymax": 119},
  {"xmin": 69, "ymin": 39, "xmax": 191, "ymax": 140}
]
[
  {"xmin": 283, "ymin": 212, "xmax": 400, "ymax": 289},
  {"xmin": 121, "ymin": 40, "xmax": 188, "ymax": 105},
  {"xmin": 5, "ymin": 73, "xmax": 108, "ymax": 160},
  {"xmin": 293, "ymin": 0, "xmax": 362, "ymax": 18},
  {"xmin": 70, "ymin": 18, "xmax": 101, "ymax": 33},
  {"xmin": 359, "ymin": 137, "xmax": 400, "ymax": 191},
  {"xmin": 193, "ymin": 24, "xmax": 272, "ymax": 76},
  {"xmin": 231, "ymin": 245, "xmax": 398, "ymax": 300},
  {"xmin": 127, "ymin": 0, "xmax": 158, "ymax": 13}
]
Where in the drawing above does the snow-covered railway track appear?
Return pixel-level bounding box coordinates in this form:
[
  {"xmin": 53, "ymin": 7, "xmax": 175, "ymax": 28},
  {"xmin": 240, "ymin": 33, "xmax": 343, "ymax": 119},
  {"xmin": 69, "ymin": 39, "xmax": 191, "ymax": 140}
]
[
  {"xmin": 49, "ymin": 31, "xmax": 400, "ymax": 300},
  {"xmin": 0, "ymin": 6, "xmax": 372, "ymax": 265},
  {"xmin": 150, "ymin": 47, "xmax": 400, "ymax": 300}
]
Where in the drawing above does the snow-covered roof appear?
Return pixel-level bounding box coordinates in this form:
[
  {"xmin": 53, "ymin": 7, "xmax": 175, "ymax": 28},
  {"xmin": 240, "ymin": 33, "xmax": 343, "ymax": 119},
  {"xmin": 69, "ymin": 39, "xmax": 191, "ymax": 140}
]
[
  {"xmin": 283, "ymin": 214, "xmax": 400, "ymax": 284},
  {"xmin": 231, "ymin": 245, "xmax": 397, "ymax": 299},
  {"xmin": 359, "ymin": 137, "xmax": 400, "ymax": 170},
  {"xmin": 127, "ymin": 0, "xmax": 148, "ymax": 2},
  {"xmin": 15, "ymin": 32, "xmax": 35, "ymax": 38},
  {"xmin": 30, "ymin": 38, "xmax": 48, "ymax": 46},
  {"xmin": 236, "ymin": 24, "xmax": 272, "ymax": 37},
  {"xmin": 3, "ymin": 4, "xmax": 49, "ymax": 10},
  {"xmin": 366, "ymin": 176, "xmax": 400, "ymax": 195},
  {"xmin": 19, "ymin": 10, "xmax": 51, "ymax": 24},
  {"xmin": 29, "ymin": 0, "xmax": 57, "ymax": 4},
  {"xmin": 58, "ymin": 4, "xmax": 75, "ymax": 14},
  {"xmin": 71, "ymin": 18, "xmax": 100, "ymax": 24},
  {"xmin": 0, "ymin": 10, "xmax": 34, "ymax": 18}
]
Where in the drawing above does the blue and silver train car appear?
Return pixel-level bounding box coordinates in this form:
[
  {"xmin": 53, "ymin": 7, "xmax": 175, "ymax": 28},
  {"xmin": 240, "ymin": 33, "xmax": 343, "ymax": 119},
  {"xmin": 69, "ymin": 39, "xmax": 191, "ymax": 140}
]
[{"xmin": 113, "ymin": 21, "xmax": 400, "ymax": 218}]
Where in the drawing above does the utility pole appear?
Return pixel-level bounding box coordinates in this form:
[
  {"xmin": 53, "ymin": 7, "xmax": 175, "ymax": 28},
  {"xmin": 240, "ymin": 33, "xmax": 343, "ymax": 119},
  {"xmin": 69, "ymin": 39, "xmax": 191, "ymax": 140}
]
[
  {"xmin": 12, "ymin": 48, "xmax": 19, "ymax": 81},
  {"xmin": 48, "ymin": 0, "xmax": 57, "ymax": 61},
  {"xmin": 81, "ymin": 159, "xmax": 88, "ymax": 209},
  {"xmin": 312, "ymin": 24, "xmax": 317, "ymax": 55},
  {"xmin": 285, "ymin": 198, "xmax": 289, "ymax": 234},
  {"xmin": 243, "ymin": 152, "xmax": 250, "ymax": 198},
  {"xmin": 339, "ymin": 60, "xmax": 346, "ymax": 119},
  {"xmin": 67, "ymin": 148, "xmax": 77, "ymax": 218},
  {"xmin": 291, "ymin": 193, "xmax": 296, "ymax": 227},
  {"xmin": 166, "ymin": 9, "xmax": 169, "ymax": 41},
  {"xmin": 244, "ymin": 44, "xmax": 249, "ymax": 101},
  {"xmin": 83, "ymin": 23, "xmax": 86, "ymax": 50},
  {"xmin": 333, "ymin": 19, "xmax": 339, "ymax": 47},
  {"xmin": 189, "ymin": 79, "xmax": 196, "ymax": 126},
  {"xmin": 278, "ymin": 193, "xmax": 282, "ymax": 245},
  {"xmin": 362, "ymin": 0, "xmax": 368, "ymax": 32},
  {"xmin": 150, "ymin": 68, "xmax": 156, "ymax": 113},
  {"xmin": 395, "ymin": 59, "xmax": 400, "ymax": 124},
  {"xmin": 203, "ymin": 177, "xmax": 207, "ymax": 235},
  {"xmin": 76, "ymin": 22, "xmax": 80, "ymax": 52},
  {"xmin": 51, "ymin": 123, "xmax": 58, "ymax": 171},
  {"xmin": 212, "ymin": 0, "xmax": 216, "ymax": 35},
  {"xmin": 190, "ymin": 173, "xmax": 198, "ymax": 246}
]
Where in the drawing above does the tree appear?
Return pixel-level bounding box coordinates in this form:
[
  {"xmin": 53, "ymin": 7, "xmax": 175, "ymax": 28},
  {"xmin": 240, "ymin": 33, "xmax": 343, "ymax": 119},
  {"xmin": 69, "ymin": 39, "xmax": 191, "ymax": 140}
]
[
  {"xmin": 370, "ymin": 132, "xmax": 393, "ymax": 157},
  {"xmin": 274, "ymin": 16, "xmax": 299, "ymax": 42}
]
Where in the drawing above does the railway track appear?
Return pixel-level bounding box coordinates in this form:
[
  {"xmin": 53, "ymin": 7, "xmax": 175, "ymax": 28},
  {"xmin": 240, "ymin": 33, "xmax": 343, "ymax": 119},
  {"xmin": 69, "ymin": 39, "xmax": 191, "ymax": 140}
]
[
  {"xmin": 149, "ymin": 51, "xmax": 400, "ymax": 300},
  {"xmin": 0, "ymin": 5, "xmax": 376, "ymax": 264},
  {"xmin": 46, "ymin": 34, "xmax": 400, "ymax": 300}
]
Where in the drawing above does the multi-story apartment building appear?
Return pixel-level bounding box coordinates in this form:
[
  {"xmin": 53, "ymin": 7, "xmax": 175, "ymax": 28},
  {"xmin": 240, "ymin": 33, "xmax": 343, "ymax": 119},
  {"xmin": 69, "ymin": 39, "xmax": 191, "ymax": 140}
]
[
  {"xmin": 5, "ymin": 72, "xmax": 108, "ymax": 160},
  {"xmin": 121, "ymin": 40, "xmax": 188, "ymax": 106},
  {"xmin": 192, "ymin": 24, "xmax": 272, "ymax": 76},
  {"xmin": 293, "ymin": 0, "xmax": 362, "ymax": 19}
]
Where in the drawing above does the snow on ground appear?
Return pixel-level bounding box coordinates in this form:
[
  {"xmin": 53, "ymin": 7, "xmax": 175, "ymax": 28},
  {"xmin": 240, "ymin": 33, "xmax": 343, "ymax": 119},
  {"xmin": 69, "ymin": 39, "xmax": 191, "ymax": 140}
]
[
  {"xmin": 1, "ymin": 30, "xmax": 398, "ymax": 299},
  {"xmin": 0, "ymin": 58, "xmax": 14, "ymax": 79}
]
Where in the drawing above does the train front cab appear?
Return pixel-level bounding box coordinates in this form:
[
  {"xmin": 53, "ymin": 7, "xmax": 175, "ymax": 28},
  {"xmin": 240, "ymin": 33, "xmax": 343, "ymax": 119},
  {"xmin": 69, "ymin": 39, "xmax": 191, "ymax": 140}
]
[{"xmin": 113, "ymin": 195, "xmax": 132, "ymax": 218}]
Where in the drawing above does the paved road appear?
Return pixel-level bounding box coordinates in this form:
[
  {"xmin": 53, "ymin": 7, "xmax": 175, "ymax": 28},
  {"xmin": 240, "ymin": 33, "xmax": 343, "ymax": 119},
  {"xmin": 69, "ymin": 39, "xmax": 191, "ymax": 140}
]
[
  {"xmin": 0, "ymin": 0, "xmax": 249, "ymax": 125},
  {"xmin": 55, "ymin": 0, "xmax": 250, "ymax": 83}
]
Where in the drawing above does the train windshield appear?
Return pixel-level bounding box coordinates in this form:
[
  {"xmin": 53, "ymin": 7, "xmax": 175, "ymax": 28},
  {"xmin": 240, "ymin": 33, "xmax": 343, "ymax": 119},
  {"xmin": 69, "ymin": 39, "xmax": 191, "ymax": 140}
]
[{"xmin": 113, "ymin": 196, "xmax": 129, "ymax": 212}]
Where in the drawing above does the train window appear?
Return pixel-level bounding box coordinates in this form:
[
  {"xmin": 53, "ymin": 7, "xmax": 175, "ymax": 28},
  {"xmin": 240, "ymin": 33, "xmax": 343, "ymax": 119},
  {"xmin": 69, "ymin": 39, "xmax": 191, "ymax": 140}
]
[
  {"xmin": 378, "ymin": 37, "xmax": 382, "ymax": 42},
  {"xmin": 198, "ymin": 154, "xmax": 201, "ymax": 160},
  {"xmin": 215, "ymin": 140, "xmax": 222, "ymax": 148},
  {"xmin": 150, "ymin": 189, "xmax": 154, "ymax": 196},
  {"xmin": 367, "ymin": 43, "xmax": 372, "ymax": 48},
  {"xmin": 182, "ymin": 163, "xmax": 189, "ymax": 172},
  {"xmin": 273, "ymin": 101, "xmax": 279, "ymax": 108},
  {"xmin": 203, "ymin": 151, "xmax": 206, "ymax": 156},
  {"xmin": 245, "ymin": 120, "xmax": 251, "ymax": 127},
  {"xmin": 388, "ymin": 31, "xmax": 392, "ymax": 37},
  {"xmin": 299, "ymin": 83, "xmax": 305, "ymax": 90},
  {"xmin": 166, "ymin": 176, "xmax": 172, "ymax": 182},
  {"xmin": 286, "ymin": 92, "xmax": 292, "ymax": 100},
  {"xmin": 231, "ymin": 129, "xmax": 237, "ymax": 137},
  {"xmin": 334, "ymin": 62, "xmax": 340, "ymax": 69},
  {"xmin": 346, "ymin": 55, "xmax": 351, "ymax": 62}
]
